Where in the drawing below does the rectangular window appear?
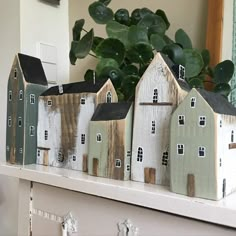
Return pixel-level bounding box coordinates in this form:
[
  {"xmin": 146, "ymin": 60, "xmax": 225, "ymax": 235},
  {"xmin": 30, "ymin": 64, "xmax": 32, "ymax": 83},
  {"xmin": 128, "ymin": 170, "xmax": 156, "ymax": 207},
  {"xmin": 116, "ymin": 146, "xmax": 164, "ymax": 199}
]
[
  {"xmin": 127, "ymin": 151, "xmax": 131, "ymax": 158},
  {"xmin": 96, "ymin": 133, "xmax": 102, "ymax": 142},
  {"xmin": 37, "ymin": 149, "xmax": 41, "ymax": 157},
  {"xmin": 190, "ymin": 97, "xmax": 196, "ymax": 108},
  {"xmin": 81, "ymin": 134, "xmax": 85, "ymax": 144},
  {"xmin": 44, "ymin": 130, "xmax": 48, "ymax": 140},
  {"xmin": 126, "ymin": 164, "xmax": 130, "ymax": 172},
  {"xmin": 220, "ymin": 158, "xmax": 222, "ymax": 167},
  {"xmin": 19, "ymin": 148, "xmax": 23, "ymax": 154},
  {"xmin": 8, "ymin": 116, "xmax": 12, "ymax": 127},
  {"xmin": 137, "ymin": 147, "xmax": 143, "ymax": 162},
  {"xmin": 19, "ymin": 90, "xmax": 23, "ymax": 100},
  {"xmin": 198, "ymin": 146, "xmax": 206, "ymax": 158},
  {"xmin": 18, "ymin": 117, "xmax": 22, "ymax": 127},
  {"xmin": 179, "ymin": 65, "xmax": 185, "ymax": 80},
  {"xmin": 153, "ymin": 89, "xmax": 158, "ymax": 103},
  {"xmin": 30, "ymin": 94, "xmax": 35, "ymax": 104},
  {"xmin": 80, "ymin": 98, "xmax": 85, "ymax": 105},
  {"xmin": 72, "ymin": 155, "xmax": 76, "ymax": 161},
  {"xmin": 58, "ymin": 151, "xmax": 64, "ymax": 162},
  {"xmin": 47, "ymin": 100, "xmax": 52, "ymax": 106},
  {"xmin": 6, "ymin": 146, "xmax": 9, "ymax": 152},
  {"xmin": 178, "ymin": 115, "xmax": 185, "ymax": 125},
  {"xmin": 162, "ymin": 152, "xmax": 168, "ymax": 166},
  {"xmin": 14, "ymin": 68, "xmax": 17, "ymax": 78},
  {"xmin": 199, "ymin": 116, "xmax": 206, "ymax": 127},
  {"xmin": 29, "ymin": 126, "xmax": 35, "ymax": 136},
  {"xmin": 177, "ymin": 144, "xmax": 184, "ymax": 155},
  {"xmin": 9, "ymin": 91, "xmax": 12, "ymax": 101},
  {"xmin": 151, "ymin": 121, "xmax": 156, "ymax": 134},
  {"xmin": 115, "ymin": 159, "xmax": 121, "ymax": 168}
]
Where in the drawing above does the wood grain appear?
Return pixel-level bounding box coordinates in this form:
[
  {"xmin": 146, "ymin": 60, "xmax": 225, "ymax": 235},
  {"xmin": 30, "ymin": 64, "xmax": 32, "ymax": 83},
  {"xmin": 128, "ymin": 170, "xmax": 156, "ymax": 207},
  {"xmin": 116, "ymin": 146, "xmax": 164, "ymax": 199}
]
[
  {"xmin": 187, "ymin": 174, "xmax": 195, "ymax": 197},
  {"xmin": 144, "ymin": 168, "xmax": 156, "ymax": 184},
  {"xmin": 83, "ymin": 154, "xmax": 88, "ymax": 172},
  {"xmin": 93, "ymin": 158, "xmax": 99, "ymax": 176}
]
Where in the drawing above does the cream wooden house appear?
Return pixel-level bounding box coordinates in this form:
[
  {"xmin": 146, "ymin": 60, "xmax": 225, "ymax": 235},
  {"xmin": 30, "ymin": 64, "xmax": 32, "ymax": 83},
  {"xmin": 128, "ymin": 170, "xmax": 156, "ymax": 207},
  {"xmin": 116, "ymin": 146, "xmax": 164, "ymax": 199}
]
[
  {"xmin": 131, "ymin": 52, "xmax": 189, "ymax": 185},
  {"xmin": 37, "ymin": 79, "xmax": 117, "ymax": 171}
]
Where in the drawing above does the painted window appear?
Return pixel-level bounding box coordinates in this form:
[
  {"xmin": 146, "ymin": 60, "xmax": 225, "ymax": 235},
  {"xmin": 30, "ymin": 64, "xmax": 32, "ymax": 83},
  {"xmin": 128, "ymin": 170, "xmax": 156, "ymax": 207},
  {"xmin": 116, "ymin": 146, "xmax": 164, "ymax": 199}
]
[
  {"xmin": 115, "ymin": 159, "xmax": 121, "ymax": 168},
  {"xmin": 37, "ymin": 149, "xmax": 41, "ymax": 157},
  {"xmin": 80, "ymin": 98, "xmax": 85, "ymax": 105},
  {"xmin": 151, "ymin": 121, "xmax": 156, "ymax": 134},
  {"xmin": 220, "ymin": 120, "xmax": 222, "ymax": 128},
  {"xmin": 127, "ymin": 151, "xmax": 131, "ymax": 158},
  {"xmin": 231, "ymin": 131, "xmax": 234, "ymax": 143},
  {"xmin": 220, "ymin": 158, "xmax": 222, "ymax": 167},
  {"xmin": 126, "ymin": 164, "xmax": 130, "ymax": 172},
  {"xmin": 8, "ymin": 116, "xmax": 12, "ymax": 127},
  {"xmin": 6, "ymin": 146, "xmax": 9, "ymax": 152},
  {"xmin": 19, "ymin": 148, "xmax": 23, "ymax": 154},
  {"xmin": 177, "ymin": 144, "xmax": 184, "ymax": 155},
  {"xmin": 47, "ymin": 100, "xmax": 52, "ymax": 106},
  {"xmin": 81, "ymin": 134, "xmax": 85, "ymax": 144},
  {"xmin": 19, "ymin": 90, "xmax": 23, "ymax": 100},
  {"xmin": 137, "ymin": 147, "xmax": 143, "ymax": 162},
  {"xmin": 179, "ymin": 65, "xmax": 185, "ymax": 80},
  {"xmin": 153, "ymin": 89, "xmax": 158, "ymax": 103},
  {"xmin": 106, "ymin": 91, "xmax": 112, "ymax": 103},
  {"xmin": 9, "ymin": 91, "xmax": 12, "ymax": 101},
  {"xmin": 162, "ymin": 152, "xmax": 168, "ymax": 166},
  {"xmin": 178, "ymin": 115, "xmax": 185, "ymax": 126},
  {"xmin": 44, "ymin": 130, "xmax": 48, "ymax": 140},
  {"xmin": 73, "ymin": 155, "xmax": 76, "ymax": 161},
  {"xmin": 30, "ymin": 94, "xmax": 35, "ymax": 104},
  {"xmin": 198, "ymin": 146, "xmax": 206, "ymax": 158},
  {"xmin": 14, "ymin": 68, "xmax": 17, "ymax": 78},
  {"xmin": 96, "ymin": 133, "xmax": 102, "ymax": 142},
  {"xmin": 190, "ymin": 97, "xmax": 196, "ymax": 108},
  {"xmin": 58, "ymin": 151, "xmax": 64, "ymax": 162},
  {"xmin": 29, "ymin": 126, "xmax": 35, "ymax": 136},
  {"xmin": 199, "ymin": 116, "xmax": 206, "ymax": 127},
  {"xmin": 18, "ymin": 117, "xmax": 22, "ymax": 127}
]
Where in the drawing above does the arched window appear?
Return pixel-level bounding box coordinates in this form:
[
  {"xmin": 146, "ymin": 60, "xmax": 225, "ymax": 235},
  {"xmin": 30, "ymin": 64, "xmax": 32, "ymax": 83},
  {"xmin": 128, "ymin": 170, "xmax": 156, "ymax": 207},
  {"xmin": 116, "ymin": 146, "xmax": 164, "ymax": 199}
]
[
  {"xmin": 137, "ymin": 147, "xmax": 143, "ymax": 162},
  {"xmin": 153, "ymin": 89, "xmax": 158, "ymax": 103},
  {"xmin": 106, "ymin": 91, "xmax": 112, "ymax": 103},
  {"xmin": 96, "ymin": 133, "xmax": 102, "ymax": 142}
]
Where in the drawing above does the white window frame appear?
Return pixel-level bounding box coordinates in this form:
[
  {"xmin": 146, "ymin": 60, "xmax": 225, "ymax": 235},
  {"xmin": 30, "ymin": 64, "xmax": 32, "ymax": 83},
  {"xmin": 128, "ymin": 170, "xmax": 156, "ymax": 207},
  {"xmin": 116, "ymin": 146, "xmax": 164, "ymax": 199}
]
[
  {"xmin": 177, "ymin": 144, "xmax": 184, "ymax": 155},
  {"xmin": 179, "ymin": 65, "xmax": 185, "ymax": 80},
  {"xmin": 137, "ymin": 147, "xmax": 143, "ymax": 162},
  {"xmin": 29, "ymin": 126, "xmax": 35, "ymax": 136},
  {"xmin": 8, "ymin": 116, "xmax": 12, "ymax": 127},
  {"xmin": 47, "ymin": 100, "xmax": 52, "ymax": 106},
  {"xmin": 30, "ymin": 94, "xmax": 35, "ymax": 104},
  {"xmin": 19, "ymin": 90, "xmax": 23, "ymax": 100},
  {"xmin": 190, "ymin": 97, "xmax": 196, "ymax": 108},
  {"xmin": 198, "ymin": 146, "xmax": 206, "ymax": 158},
  {"xmin": 106, "ymin": 91, "xmax": 112, "ymax": 103},
  {"xmin": 199, "ymin": 116, "xmax": 206, "ymax": 127},
  {"xmin": 115, "ymin": 159, "xmax": 121, "ymax": 168},
  {"xmin": 81, "ymin": 134, "xmax": 85, "ymax": 144},
  {"xmin": 80, "ymin": 98, "xmax": 85, "ymax": 105},
  {"xmin": 96, "ymin": 133, "xmax": 102, "ymax": 143},
  {"xmin": 9, "ymin": 91, "xmax": 12, "ymax": 101},
  {"xmin": 178, "ymin": 115, "xmax": 185, "ymax": 126}
]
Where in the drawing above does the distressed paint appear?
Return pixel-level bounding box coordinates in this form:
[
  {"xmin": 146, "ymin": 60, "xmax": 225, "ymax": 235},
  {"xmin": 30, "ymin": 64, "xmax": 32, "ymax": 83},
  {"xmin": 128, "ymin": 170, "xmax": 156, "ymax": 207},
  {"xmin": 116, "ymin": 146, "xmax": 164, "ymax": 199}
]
[{"xmin": 131, "ymin": 53, "xmax": 188, "ymax": 186}]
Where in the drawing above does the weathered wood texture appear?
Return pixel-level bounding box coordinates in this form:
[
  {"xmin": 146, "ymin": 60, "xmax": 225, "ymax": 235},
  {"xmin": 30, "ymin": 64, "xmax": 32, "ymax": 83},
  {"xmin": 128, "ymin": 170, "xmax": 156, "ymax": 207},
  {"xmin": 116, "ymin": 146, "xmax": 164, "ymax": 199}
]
[
  {"xmin": 144, "ymin": 168, "xmax": 156, "ymax": 184},
  {"xmin": 187, "ymin": 174, "xmax": 195, "ymax": 197},
  {"xmin": 83, "ymin": 154, "xmax": 88, "ymax": 172},
  {"xmin": 229, "ymin": 143, "xmax": 236, "ymax": 149}
]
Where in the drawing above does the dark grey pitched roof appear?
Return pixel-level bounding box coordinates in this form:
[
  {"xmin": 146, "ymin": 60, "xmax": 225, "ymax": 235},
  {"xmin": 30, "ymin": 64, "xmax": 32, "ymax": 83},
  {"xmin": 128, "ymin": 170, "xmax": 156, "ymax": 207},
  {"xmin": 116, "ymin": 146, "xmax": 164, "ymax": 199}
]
[
  {"xmin": 197, "ymin": 89, "xmax": 236, "ymax": 116},
  {"xmin": 18, "ymin": 53, "xmax": 48, "ymax": 86},
  {"xmin": 91, "ymin": 102, "xmax": 132, "ymax": 121},
  {"xmin": 40, "ymin": 79, "xmax": 109, "ymax": 96},
  {"xmin": 160, "ymin": 53, "xmax": 190, "ymax": 91}
]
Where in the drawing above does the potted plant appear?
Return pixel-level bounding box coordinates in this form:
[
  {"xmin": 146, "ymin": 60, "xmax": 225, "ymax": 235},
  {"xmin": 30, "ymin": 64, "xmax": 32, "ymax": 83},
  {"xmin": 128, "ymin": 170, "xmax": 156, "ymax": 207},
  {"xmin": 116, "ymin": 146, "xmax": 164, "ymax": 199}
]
[{"xmin": 69, "ymin": 0, "xmax": 234, "ymax": 101}]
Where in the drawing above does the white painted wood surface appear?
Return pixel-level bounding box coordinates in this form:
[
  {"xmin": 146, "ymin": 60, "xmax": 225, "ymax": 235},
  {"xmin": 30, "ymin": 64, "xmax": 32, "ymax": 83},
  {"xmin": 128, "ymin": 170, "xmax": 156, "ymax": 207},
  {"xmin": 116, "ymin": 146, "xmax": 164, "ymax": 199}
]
[{"xmin": 1, "ymin": 162, "xmax": 236, "ymax": 228}]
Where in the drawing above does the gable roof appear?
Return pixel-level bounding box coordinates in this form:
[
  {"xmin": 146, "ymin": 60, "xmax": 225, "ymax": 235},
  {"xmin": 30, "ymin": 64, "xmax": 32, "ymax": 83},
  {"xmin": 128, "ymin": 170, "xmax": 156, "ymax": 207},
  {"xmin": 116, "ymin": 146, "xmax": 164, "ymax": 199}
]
[
  {"xmin": 197, "ymin": 89, "xmax": 236, "ymax": 116},
  {"xmin": 40, "ymin": 79, "xmax": 109, "ymax": 96},
  {"xmin": 91, "ymin": 102, "xmax": 132, "ymax": 121},
  {"xmin": 17, "ymin": 53, "xmax": 48, "ymax": 86},
  {"xmin": 160, "ymin": 53, "xmax": 190, "ymax": 91}
]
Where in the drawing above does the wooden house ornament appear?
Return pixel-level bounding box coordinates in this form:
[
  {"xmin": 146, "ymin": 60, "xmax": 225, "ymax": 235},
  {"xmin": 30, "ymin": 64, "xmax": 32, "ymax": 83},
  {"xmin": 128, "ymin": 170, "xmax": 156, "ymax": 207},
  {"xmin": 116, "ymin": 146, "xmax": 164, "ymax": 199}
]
[
  {"xmin": 6, "ymin": 53, "xmax": 48, "ymax": 165},
  {"xmin": 88, "ymin": 102, "xmax": 133, "ymax": 180},
  {"xmin": 131, "ymin": 52, "xmax": 189, "ymax": 185},
  {"xmin": 37, "ymin": 79, "xmax": 117, "ymax": 171},
  {"xmin": 170, "ymin": 88, "xmax": 236, "ymax": 200}
]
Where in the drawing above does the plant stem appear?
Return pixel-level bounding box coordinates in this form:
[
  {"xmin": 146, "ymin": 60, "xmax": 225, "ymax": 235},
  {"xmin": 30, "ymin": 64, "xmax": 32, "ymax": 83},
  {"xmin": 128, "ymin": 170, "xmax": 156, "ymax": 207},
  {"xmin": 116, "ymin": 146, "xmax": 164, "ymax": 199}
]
[
  {"xmin": 89, "ymin": 53, "xmax": 98, "ymax": 58},
  {"xmin": 82, "ymin": 28, "xmax": 88, "ymax": 33}
]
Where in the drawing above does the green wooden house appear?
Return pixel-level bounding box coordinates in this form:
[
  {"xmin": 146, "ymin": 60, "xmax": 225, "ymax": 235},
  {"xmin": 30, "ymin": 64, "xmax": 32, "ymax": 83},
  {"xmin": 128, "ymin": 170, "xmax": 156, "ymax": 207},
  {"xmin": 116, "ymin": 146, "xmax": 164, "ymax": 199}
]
[
  {"xmin": 88, "ymin": 102, "xmax": 133, "ymax": 180},
  {"xmin": 170, "ymin": 88, "xmax": 236, "ymax": 200},
  {"xmin": 6, "ymin": 53, "xmax": 48, "ymax": 165}
]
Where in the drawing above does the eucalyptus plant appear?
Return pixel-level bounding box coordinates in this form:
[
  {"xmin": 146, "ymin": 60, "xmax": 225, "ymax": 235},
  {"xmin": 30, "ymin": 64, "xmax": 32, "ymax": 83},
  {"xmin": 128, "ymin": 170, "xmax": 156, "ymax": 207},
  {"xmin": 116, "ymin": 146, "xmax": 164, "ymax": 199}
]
[{"xmin": 70, "ymin": 0, "xmax": 234, "ymax": 101}]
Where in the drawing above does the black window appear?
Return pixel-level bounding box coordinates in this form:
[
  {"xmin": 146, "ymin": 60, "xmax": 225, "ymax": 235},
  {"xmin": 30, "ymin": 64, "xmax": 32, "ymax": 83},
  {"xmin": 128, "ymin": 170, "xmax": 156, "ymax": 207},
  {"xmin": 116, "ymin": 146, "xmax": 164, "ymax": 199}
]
[
  {"xmin": 151, "ymin": 121, "xmax": 156, "ymax": 134},
  {"xmin": 73, "ymin": 155, "xmax": 76, "ymax": 161},
  {"xmin": 126, "ymin": 164, "xmax": 130, "ymax": 171},
  {"xmin": 45, "ymin": 130, "xmax": 48, "ymax": 140},
  {"xmin": 190, "ymin": 97, "xmax": 196, "ymax": 108},
  {"xmin": 137, "ymin": 147, "xmax": 143, "ymax": 162},
  {"xmin": 115, "ymin": 159, "xmax": 121, "ymax": 168},
  {"xmin": 19, "ymin": 90, "xmax": 23, "ymax": 100},
  {"xmin": 9, "ymin": 91, "xmax": 12, "ymax": 101},
  {"xmin": 153, "ymin": 89, "xmax": 158, "ymax": 103},
  {"xmin": 106, "ymin": 91, "xmax": 112, "ymax": 103},
  {"xmin": 58, "ymin": 151, "xmax": 64, "ymax": 162},
  {"xmin": 8, "ymin": 116, "xmax": 12, "ymax": 127},
  {"xmin": 30, "ymin": 94, "xmax": 35, "ymax": 104},
  {"xmin": 231, "ymin": 131, "xmax": 234, "ymax": 143},
  {"xmin": 18, "ymin": 117, "xmax": 22, "ymax": 127},
  {"xmin": 29, "ymin": 126, "xmax": 35, "ymax": 136},
  {"xmin": 47, "ymin": 100, "xmax": 52, "ymax": 106},
  {"xmin": 81, "ymin": 134, "xmax": 85, "ymax": 144},
  {"xmin": 162, "ymin": 152, "xmax": 169, "ymax": 166},
  {"xmin": 37, "ymin": 149, "xmax": 41, "ymax": 157},
  {"xmin": 127, "ymin": 151, "xmax": 131, "ymax": 158},
  {"xmin": 178, "ymin": 115, "xmax": 185, "ymax": 125},
  {"xmin": 199, "ymin": 116, "xmax": 206, "ymax": 127},
  {"xmin": 177, "ymin": 144, "xmax": 184, "ymax": 155},
  {"xmin": 179, "ymin": 65, "xmax": 185, "ymax": 80},
  {"xmin": 14, "ymin": 68, "xmax": 17, "ymax": 78},
  {"xmin": 80, "ymin": 98, "xmax": 85, "ymax": 105},
  {"xmin": 198, "ymin": 146, "xmax": 205, "ymax": 157},
  {"xmin": 96, "ymin": 133, "xmax": 102, "ymax": 142}
]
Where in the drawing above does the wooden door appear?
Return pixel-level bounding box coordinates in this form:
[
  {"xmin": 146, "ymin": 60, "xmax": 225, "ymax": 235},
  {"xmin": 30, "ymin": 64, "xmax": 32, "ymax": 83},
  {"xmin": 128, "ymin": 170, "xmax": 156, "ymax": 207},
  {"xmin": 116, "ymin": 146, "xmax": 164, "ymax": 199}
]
[
  {"xmin": 93, "ymin": 158, "xmax": 99, "ymax": 176},
  {"xmin": 187, "ymin": 174, "xmax": 195, "ymax": 197},
  {"xmin": 144, "ymin": 168, "xmax": 156, "ymax": 184}
]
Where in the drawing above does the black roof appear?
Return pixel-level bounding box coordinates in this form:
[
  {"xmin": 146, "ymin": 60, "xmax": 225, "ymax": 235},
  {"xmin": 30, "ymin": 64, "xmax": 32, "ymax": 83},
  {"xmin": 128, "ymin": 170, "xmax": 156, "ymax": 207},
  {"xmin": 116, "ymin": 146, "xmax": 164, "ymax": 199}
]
[
  {"xmin": 18, "ymin": 53, "xmax": 48, "ymax": 86},
  {"xmin": 160, "ymin": 53, "xmax": 190, "ymax": 91},
  {"xmin": 40, "ymin": 79, "xmax": 109, "ymax": 96},
  {"xmin": 91, "ymin": 102, "xmax": 132, "ymax": 121},
  {"xmin": 197, "ymin": 89, "xmax": 236, "ymax": 116}
]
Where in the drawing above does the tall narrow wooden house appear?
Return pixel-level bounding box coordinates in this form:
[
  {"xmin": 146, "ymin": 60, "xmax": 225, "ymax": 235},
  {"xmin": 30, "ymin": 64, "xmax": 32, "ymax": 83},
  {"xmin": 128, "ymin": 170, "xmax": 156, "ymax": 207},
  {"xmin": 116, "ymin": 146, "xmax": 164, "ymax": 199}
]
[
  {"xmin": 131, "ymin": 52, "xmax": 189, "ymax": 185},
  {"xmin": 6, "ymin": 53, "xmax": 48, "ymax": 165},
  {"xmin": 170, "ymin": 88, "xmax": 236, "ymax": 200},
  {"xmin": 37, "ymin": 79, "xmax": 117, "ymax": 171},
  {"xmin": 88, "ymin": 102, "xmax": 133, "ymax": 180}
]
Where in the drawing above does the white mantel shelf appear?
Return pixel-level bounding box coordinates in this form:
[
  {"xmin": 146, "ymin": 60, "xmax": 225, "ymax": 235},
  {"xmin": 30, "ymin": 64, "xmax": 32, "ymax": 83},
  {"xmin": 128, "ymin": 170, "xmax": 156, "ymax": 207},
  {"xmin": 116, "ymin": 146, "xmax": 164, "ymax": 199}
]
[{"xmin": 1, "ymin": 163, "xmax": 236, "ymax": 229}]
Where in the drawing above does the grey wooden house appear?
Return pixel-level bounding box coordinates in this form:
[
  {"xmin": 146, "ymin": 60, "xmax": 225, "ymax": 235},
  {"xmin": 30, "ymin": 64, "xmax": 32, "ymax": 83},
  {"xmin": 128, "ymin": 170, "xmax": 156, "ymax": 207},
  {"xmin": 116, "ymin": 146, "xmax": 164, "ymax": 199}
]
[
  {"xmin": 6, "ymin": 53, "xmax": 48, "ymax": 165},
  {"xmin": 170, "ymin": 88, "xmax": 236, "ymax": 200},
  {"xmin": 88, "ymin": 102, "xmax": 133, "ymax": 180}
]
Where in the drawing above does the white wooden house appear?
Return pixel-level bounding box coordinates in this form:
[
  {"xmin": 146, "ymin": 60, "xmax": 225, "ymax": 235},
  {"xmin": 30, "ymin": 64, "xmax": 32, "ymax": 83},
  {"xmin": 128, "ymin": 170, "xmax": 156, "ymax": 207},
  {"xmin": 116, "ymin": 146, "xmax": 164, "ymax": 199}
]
[
  {"xmin": 131, "ymin": 52, "xmax": 189, "ymax": 185},
  {"xmin": 170, "ymin": 88, "xmax": 236, "ymax": 200},
  {"xmin": 37, "ymin": 79, "xmax": 117, "ymax": 171}
]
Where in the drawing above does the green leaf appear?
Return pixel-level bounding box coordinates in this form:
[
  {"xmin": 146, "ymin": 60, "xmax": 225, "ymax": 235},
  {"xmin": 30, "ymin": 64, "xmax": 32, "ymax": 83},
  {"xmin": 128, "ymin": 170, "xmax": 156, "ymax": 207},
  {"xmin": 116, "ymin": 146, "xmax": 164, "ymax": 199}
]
[
  {"xmin": 131, "ymin": 8, "xmax": 142, "ymax": 25},
  {"xmin": 106, "ymin": 20, "xmax": 129, "ymax": 47},
  {"xmin": 84, "ymin": 69, "xmax": 97, "ymax": 81},
  {"xmin": 89, "ymin": 2, "xmax": 113, "ymax": 24},
  {"xmin": 214, "ymin": 83, "xmax": 231, "ymax": 97},
  {"xmin": 150, "ymin": 34, "xmax": 167, "ymax": 51},
  {"xmin": 73, "ymin": 29, "xmax": 94, "ymax": 59},
  {"xmin": 98, "ymin": 0, "xmax": 111, "ymax": 6},
  {"xmin": 139, "ymin": 8, "xmax": 153, "ymax": 18},
  {"xmin": 127, "ymin": 43, "xmax": 154, "ymax": 64},
  {"xmin": 95, "ymin": 38, "xmax": 125, "ymax": 65},
  {"xmin": 122, "ymin": 64, "xmax": 139, "ymax": 76},
  {"xmin": 162, "ymin": 44, "xmax": 185, "ymax": 66},
  {"xmin": 175, "ymin": 29, "xmax": 192, "ymax": 49},
  {"xmin": 155, "ymin": 9, "xmax": 170, "ymax": 29},
  {"xmin": 201, "ymin": 49, "xmax": 210, "ymax": 67},
  {"xmin": 188, "ymin": 78, "xmax": 204, "ymax": 88},
  {"xmin": 128, "ymin": 25, "xmax": 149, "ymax": 45},
  {"xmin": 163, "ymin": 35, "xmax": 174, "ymax": 44},
  {"xmin": 69, "ymin": 41, "xmax": 78, "ymax": 65},
  {"xmin": 73, "ymin": 19, "xmax": 85, "ymax": 41},
  {"xmin": 183, "ymin": 49, "xmax": 204, "ymax": 78},
  {"xmin": 96, "ymin": 58, "xmax": 119, "ymax": 75},
  {"xmin": 114, "ymin": 8, "xmax": 130, "ymax": 26},
  {"xmin": 121, "ymin": 75, "xmax": 140, "ymax": 100},
  {"xmin": 139, "ymin": 65, "xmax": 149, "ymax": 76},
  {"xmin": 213, "ymin": 60, "xmax": 234, "ymax": 84},
  {"xmin": 91, "ymin": 36, "xmax": 104, "ymax": 53}
]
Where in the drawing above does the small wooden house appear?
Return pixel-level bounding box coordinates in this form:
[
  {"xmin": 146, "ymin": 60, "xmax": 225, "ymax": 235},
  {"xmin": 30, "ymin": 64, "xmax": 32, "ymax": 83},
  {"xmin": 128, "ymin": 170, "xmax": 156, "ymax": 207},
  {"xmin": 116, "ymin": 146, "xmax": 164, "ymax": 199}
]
[
  {"xmin": 88, "ymin": 102, "xmax": 133, "ymax": 180},
  {"xmin": 6, "ymin": 53, "xmax": 48, "ymax": 165},
  {"xmin": 170, "ymin": 88, "xmax": 236, "ymax": 200},
  {"xmin": 131, "ymin": 52, "xmax": 189, "ymax": 185},
  {"xmin": 37, "ymin": 79, "xmax": 117, "ymax": 171}
]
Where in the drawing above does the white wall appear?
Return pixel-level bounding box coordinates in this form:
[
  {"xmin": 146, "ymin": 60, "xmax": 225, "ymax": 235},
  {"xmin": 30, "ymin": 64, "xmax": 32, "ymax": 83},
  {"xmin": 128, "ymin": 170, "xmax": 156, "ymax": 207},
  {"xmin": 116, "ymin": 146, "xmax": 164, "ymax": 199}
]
[{"xmin": 69, "ymin": 0, "xmax": 208, "ymax": 82}]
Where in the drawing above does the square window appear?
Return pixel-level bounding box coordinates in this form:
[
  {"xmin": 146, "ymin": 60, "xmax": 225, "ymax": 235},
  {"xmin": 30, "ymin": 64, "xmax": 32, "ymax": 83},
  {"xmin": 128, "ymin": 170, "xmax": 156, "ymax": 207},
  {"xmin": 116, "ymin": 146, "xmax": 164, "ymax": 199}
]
[
  {"xmin": 80, "ymin": 98, "xmax": 85, "ymax": 105},
  {"xmin": 198, "ymin": 146, "xmax": 205, "ymax": 158},
  {"xmin": 177, "ymin": 144, "xmax": 184, "ymax": 155},
  {"xmin": 178, "ymin": 115, "xmax": 185, "ymax": 125},
  {"xmin": 47, "ymin": 100, "xmax": 52, "ymax": 106},
  {"xmin": 115, "ymin": 159, "xmax": 121, "ymax": 168},
  {"xmin": 199, "ymin": 116, "xmax": 206, "ymax": 127}
]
